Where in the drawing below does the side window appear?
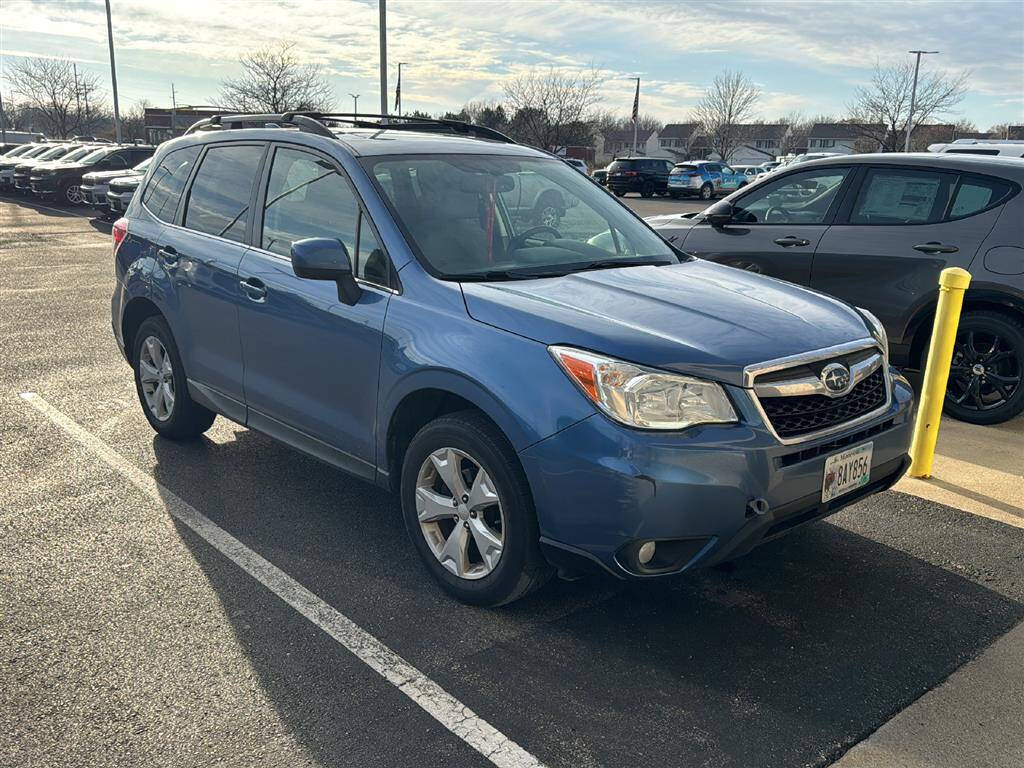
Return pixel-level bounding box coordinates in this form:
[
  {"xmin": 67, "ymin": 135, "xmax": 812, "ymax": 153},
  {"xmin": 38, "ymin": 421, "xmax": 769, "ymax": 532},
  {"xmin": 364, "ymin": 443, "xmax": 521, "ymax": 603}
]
[
  {"xmin": 850, "ymin": 168, "xmax": 957, "ymax": 225},
  {"xmin": 183, "ymin": 144, "xmax": 264, "ymax": 243},
  {"xmin": 142, "ymin": 145, "xmax": 202, "ymax": 224},
  {"xmin": 731, "ymin": 168, "xmax": 850, "ymax": 224},
  {"xmin": 107, "ymin": 153, "xmax": 129, "ymax": 169},
  {"xmin": 721, "ymin": 165, "xmax": 735, "ymax": 175},
  {"xmin": 355, "ymin": 213, "xmax": 389, "ymax": 286},
  {"xmin": 261, "ymin": 146, "xmax": 359, "ymax": 260},
  {"xmin": 949, "ymin": 176, "xmax": 1013, "ymax": 219}
]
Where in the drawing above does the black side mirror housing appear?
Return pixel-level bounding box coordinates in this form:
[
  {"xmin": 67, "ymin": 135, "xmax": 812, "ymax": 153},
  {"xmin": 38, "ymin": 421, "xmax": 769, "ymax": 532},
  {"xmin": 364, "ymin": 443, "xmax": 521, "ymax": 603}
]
[
  {"xmin": 705, "ymin": 202, "xmax": 733, "ymax": 227},
  {"xmin": 291, "ymin": 237, "xmax": 362, "ymax": 305}
]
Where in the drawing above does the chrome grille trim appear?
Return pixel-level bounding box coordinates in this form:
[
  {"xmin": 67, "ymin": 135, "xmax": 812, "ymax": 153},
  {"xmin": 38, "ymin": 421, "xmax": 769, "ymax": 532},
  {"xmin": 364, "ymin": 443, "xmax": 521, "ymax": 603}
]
[{"xmin": 744, "ymin": 339, "xmax": 892, "ymax": 446}]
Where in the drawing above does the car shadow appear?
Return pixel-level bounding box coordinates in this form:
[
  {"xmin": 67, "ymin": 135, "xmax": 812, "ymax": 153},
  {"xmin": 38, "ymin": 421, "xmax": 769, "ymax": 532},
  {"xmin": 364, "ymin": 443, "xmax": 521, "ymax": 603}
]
[
  {"xmin": 0, "ymin": 192, "xmax": 89, "ymax": 218},
  {"xmin": 150, "ymin": 427, "xmax": 1024, "ymax": 768}
]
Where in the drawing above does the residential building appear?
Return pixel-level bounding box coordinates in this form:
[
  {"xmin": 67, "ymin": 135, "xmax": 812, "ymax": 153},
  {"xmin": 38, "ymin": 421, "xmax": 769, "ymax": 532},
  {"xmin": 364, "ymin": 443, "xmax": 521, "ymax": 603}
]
[
  {"xmin": 596, "ymin": 128, "xmax": 659, "ymax": 165},
  {"xmin": 807, "ymin": 123, "xmax": 884, "ymax": 154}
]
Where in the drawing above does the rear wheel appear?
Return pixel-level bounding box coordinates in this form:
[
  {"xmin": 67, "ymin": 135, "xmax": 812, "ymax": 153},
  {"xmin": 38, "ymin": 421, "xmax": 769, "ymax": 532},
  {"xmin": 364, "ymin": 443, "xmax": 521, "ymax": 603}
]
[
  {"xmin": 133, "ymin": 316, "xmax": 216, "ymax": 439},
  {"xmin": 614, "ymin": 189, "xmax": 626, "ymax": 197},
  {"xmin": 401, "ymin": 411, "xmax": 553, "ymax": 606},
  {"xmin": 939, "ymin": 311, "xmax": 1024, "ymax": 424},
  {"xmin": 699, "ymin": 183, "xmax": 714, "ymax": 201}
]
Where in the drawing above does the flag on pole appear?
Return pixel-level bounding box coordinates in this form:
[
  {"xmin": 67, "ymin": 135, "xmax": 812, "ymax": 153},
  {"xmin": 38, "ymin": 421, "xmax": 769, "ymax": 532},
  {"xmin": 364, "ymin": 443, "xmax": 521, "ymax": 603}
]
[
  {"xmin": 394, "ymin": 67, "xmax": 401, "ymax": 112},
  {"xmin": 631, "ymin": 78, "xmax": 640, "ymax": 123}
]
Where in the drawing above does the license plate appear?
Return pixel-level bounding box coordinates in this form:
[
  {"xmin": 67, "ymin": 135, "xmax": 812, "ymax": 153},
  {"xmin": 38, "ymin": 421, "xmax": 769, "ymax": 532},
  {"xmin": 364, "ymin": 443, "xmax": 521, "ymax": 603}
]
[{"xmin": 822, "ymin": 442, "xmax": 872, "ymax": 502}]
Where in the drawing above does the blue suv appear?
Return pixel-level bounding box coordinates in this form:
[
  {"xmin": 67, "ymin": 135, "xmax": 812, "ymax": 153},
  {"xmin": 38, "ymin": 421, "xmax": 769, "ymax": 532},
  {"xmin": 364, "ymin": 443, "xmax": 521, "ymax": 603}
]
[{"xmin": 111, "ymin": 113, "xmax": 914, "ymax": 605}]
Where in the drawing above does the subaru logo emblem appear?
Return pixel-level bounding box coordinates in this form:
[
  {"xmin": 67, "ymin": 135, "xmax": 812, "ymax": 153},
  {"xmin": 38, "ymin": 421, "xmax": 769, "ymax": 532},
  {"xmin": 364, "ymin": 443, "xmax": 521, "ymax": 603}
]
[{"xmin": 821, "ymin": 363, "xmax": 851, "ymax": 394}]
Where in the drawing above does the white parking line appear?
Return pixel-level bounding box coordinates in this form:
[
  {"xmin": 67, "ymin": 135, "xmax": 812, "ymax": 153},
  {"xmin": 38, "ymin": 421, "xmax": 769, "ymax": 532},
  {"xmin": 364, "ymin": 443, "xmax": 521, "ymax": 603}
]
[{"xmin": 19, "ymin": 391, "xmax": 546, "ymax": 768}]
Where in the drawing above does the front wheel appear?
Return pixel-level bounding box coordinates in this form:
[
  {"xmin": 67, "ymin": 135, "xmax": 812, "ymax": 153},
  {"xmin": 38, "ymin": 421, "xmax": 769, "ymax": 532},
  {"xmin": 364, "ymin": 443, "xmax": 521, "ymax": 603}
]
[
  {"xmin": 401, "ymin": 411, "xmax": 553, "ymax": 606},
  {"xmin": 699, "ymin": 183, "xmax": 714, "ymax": 201},
  {"xmin": 640, "ymin": 181, "xmax": 655, "ymax": 198},
  {"xmin": 133, "ymin": 316, "xmax": 216, "ymax": 439},
  {"xmin": 940, "ymin": 310, "xmax": 1024, "ymax": 424},
  {"xmin": 60, "ymin": 181, "xmax": 84, "ymax": 206}
]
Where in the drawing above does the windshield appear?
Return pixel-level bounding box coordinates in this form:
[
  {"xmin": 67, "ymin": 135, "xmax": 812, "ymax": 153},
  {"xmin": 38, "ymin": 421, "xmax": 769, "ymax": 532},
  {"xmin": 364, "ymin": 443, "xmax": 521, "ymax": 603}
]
[
  {"xmin": 58, "ymin": 146, "xmax": 94, "ymax": 163},
  {"xmin": 79, "ymin": 148, "xmax": 112, "ymax": 165},
  {"xmin": 2, "ymin": 145, "xmax": 34, "ymax": 158},
  {"xmin": 36, "ymin": 145, "xmax": 72, "ymax": 161},
  {"xmin": 366, "ymin": 154, "xmax": 676, "ymax": 280}
]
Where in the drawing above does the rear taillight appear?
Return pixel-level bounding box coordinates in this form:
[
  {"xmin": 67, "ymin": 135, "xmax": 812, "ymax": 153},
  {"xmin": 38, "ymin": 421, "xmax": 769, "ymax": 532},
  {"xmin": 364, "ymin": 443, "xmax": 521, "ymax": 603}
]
[
  {"xmin": 112, "ymin": 218, "xmax": 128, "ymax": 256},
  {"xmin": 623, "ymin": 171, "xmax": 638, "ymax": 176}
]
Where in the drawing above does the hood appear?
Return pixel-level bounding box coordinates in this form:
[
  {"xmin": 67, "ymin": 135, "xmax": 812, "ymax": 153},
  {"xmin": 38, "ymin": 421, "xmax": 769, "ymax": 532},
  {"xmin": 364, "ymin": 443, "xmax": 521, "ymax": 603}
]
[
  {"xmin": 49, "ymin": 163, "xmax": 88, "ymax": 174},
  {"xmin": 83, "ymin": 168, "xmax": 140, "ymax": 183},
  {"xmin": 460, "ymin": 259, "xmax": 871, "ymax": 387},
  {"xmin": 110, "ymin": 175, "xmax": 142, "ymax": 189},
  {"xmin": 644, "ymin": 213, "xmax": 704, "ymax": 247}
]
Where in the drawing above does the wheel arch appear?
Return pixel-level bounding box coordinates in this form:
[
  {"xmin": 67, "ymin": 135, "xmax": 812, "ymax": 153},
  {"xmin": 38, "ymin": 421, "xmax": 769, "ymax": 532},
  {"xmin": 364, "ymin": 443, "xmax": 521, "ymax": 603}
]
[
  {"xmin": 121, "ymin": 296, "xmax": 165, "ymax": 365},
  {"xmin": 907, "ymin": 285, "xmax": 1024, "ymax": 368},
  {"xmin": 380, "ymin": 372, "xmax": 534, "ymax": 493}
]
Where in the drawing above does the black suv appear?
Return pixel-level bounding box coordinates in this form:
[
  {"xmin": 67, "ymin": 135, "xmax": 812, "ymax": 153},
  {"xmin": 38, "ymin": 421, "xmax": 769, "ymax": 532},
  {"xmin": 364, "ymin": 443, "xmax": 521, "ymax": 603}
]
[
  {"xmin": 31, "ymin": 144, "xmax": 155, "ymax": 205},
  {"xmin": 649, "ymin": 153, "xmax": 1024, "ymax": 424},
  {"xmin": 606, "ymin": 157, "xmax": 674, "ymax": 198}
]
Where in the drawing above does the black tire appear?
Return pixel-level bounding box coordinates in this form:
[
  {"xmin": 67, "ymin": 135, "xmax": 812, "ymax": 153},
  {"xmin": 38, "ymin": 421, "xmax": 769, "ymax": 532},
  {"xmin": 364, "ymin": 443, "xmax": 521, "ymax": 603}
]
[
  {"xmin": 640, "ymin": 181, "xmax": 655, "ymax": 198},
  {"xmin": 58, "ymin": 180, "xmax": 84, "ymax": 206},
  {"xmin": 669, "ymin": 191, "xmax": 682, "ymax": 199},
  {"xmin": 699, "ymin": 183, "xmax": 714, "ymax": 201},
  {"xmin": 400, "ymin": 410, "xmax": 553, "ymax": 606},
  {"xmin": 133, "ymin": 316, "xmax": 216, "ymax": 439},
  {"xmin": 614, "ymin": 189, "xmax": 626, "ymax": 197},
  {"xmin": 936, "ymin": 310, "xmax": 1024, "ymax": 425}
]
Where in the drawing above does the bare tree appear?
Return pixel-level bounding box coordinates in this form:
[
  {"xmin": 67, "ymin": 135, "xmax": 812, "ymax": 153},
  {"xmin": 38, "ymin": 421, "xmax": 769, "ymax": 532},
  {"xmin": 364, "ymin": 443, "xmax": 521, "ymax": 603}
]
[
  {"xmin": 7, "ymin": 57, "xmax": 104, "ymax": 138},
  {"xmin": 693, "ymin": 70, "xmax": 760, "ymax": 161},
  {"xmin": 592, "ymin": 108, "xmax": 663, "ymax": 135},
  {"xmin": 502, "ymin": 65, "xmax": 603, "ymax": 149},
  {"xmin": 121, "ymin": 100, "xmax": 151, "ymax": 142},
  {"xmin": 218, "ymin": 42, "xmax": 334, "ymax": 113},
  {"xmin": 847, "ymin": 60, "xmax": 968, "ymax": 152}
]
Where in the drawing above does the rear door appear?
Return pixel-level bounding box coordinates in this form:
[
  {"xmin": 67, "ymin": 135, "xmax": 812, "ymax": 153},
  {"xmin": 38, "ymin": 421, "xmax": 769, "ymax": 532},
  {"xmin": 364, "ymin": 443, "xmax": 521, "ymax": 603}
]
[
  {"xmin": 156, "ymin": 141, "xmax": 266, "ymax": 419},
  {"xmin": 679, "ymin": 165, "xmax": 854, "ymax": 285},
  {"xmin": 236, "ymin": 144, "xmax": 393, "ymax": 478},
  {"xmin": 811, "ymin": 166, "xmax": 1010, "ymax": 341}
]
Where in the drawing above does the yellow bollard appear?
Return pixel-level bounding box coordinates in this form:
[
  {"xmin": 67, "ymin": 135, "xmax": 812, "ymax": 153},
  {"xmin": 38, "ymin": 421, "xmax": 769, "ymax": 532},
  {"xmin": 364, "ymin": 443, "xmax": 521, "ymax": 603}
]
[{"xmin": 908, "ymin": 267, "xmax": 972, "ymax": 478}]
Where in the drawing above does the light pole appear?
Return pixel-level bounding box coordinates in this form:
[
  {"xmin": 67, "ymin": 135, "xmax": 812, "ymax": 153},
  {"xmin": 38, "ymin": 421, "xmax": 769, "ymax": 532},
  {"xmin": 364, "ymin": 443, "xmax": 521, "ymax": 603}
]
[
  {"xmin": 104, "ymin": 0, "xmax": 123, "ymax": 143},
  {"xmin": 349, "ymin": 93, "xmax": 360, "ymax": 119},
  {"xmin": 905, "ymin": 50, "xmax": 938, "ymax": 152},
  {"xmin": 378, "ymin": 0, "xmax": 388, "ymax": 116}
]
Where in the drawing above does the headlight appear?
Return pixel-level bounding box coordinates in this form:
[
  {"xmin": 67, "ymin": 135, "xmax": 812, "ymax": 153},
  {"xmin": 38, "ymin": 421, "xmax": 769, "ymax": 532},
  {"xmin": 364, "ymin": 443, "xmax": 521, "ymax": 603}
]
[
  {"xmin": 550, "ymin": 346, "xmax": 737, "ymax": 430},
  {"xmin": 857, "ymin": 307, "xmax": 888, "ymax": 363}
]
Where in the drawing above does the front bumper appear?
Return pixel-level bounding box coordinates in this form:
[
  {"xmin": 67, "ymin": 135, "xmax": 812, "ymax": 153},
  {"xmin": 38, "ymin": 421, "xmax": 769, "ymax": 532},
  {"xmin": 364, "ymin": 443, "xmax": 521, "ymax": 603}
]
[
  {"xmin": 82, "ymin": 183, "xmax": 110, "ymax": 208},
  {"xmin": 521, "ymin": 373, "xmax": 914, "ymax": 579},
  {"xmin": 30, "ymin": 177, "xmax": 58, "ymax": 196},
  {"xmin": 13, "ymin": 174, "xmax": 32, "ymax": 192},
  {"xmin": 0, "ymin": 170, "xmax": 15, "ymax": 188},
  {"xmin": 106, "ymin": 189, "xmax": 135, "ymax": 213}
]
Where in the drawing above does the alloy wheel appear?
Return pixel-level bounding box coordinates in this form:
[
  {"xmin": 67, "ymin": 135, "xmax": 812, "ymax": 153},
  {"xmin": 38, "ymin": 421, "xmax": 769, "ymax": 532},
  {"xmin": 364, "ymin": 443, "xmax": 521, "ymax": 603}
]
[
  {"xmin": 65, "ymin": 184, "xmax": 83, "ymax": 205},
  {"xmin": 138, "ymin": 335, "xmax": 176, "ymax": 421},
  {"xmin": 947, "ymin": 328, "xmax": 1021, "ymax": 413},
  {"xmin": 415, "ymin": 447, "xmax": 505, "ymax": 580}
]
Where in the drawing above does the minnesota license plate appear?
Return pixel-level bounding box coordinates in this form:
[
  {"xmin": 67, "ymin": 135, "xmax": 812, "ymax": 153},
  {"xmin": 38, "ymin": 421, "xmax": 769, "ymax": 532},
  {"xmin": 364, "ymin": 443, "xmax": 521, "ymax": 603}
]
[{"xmin": 822, "ymin": 442, "xmax": 873, "ymax": 502}]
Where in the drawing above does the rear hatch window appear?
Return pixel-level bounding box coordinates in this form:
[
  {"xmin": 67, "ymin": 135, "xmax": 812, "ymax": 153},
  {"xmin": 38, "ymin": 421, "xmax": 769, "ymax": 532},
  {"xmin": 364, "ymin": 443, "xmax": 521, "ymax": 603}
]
[
  {"xmin": 671, "ymin": 164, "xmax": 699, "ymax": 175},
  {"xmin": 608, "ymin": 160, "xmax": 640, "ymax": 173}
]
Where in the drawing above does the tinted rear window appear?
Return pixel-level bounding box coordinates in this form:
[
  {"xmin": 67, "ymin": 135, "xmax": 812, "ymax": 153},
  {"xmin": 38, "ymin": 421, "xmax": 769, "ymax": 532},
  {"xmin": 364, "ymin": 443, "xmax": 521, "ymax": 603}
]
[
  {"xmin": 949, "ymin": 176, "xmax": 1014, "ymax": 219},
  {"xmin": 183, "ymin": 144, "xmax": 264, "ymax": 243},
  {"xmin": 142, "ymin": 145, "xmax": 202, "ymax": 223},
  {"xmin": 608, "ymin": 160, "xmax": 639, "ymax": 171}
]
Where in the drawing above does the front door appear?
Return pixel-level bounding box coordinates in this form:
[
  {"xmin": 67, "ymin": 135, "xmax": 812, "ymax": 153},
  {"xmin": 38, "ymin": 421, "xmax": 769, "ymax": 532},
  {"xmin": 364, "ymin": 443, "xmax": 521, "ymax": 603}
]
[
  {"xmin": 236, "ymin": 144, "xmax": 392, "ymax": 478},
  {"xmin": 679, "ymin": 165, "xmax": 854, "ymax": 285}
]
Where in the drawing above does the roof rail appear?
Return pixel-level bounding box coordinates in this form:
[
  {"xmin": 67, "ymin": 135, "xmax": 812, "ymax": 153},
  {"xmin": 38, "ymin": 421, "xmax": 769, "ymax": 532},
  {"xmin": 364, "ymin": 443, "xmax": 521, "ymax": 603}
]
[{"xmin": 183, "ymin": 111, "xmax": 516, "ymax": 145}]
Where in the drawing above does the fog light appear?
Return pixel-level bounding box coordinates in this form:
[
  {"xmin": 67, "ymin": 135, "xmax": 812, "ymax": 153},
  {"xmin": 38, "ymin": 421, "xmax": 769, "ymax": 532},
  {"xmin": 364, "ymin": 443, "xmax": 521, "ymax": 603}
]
[{"xmin": 637, "ymin": 541, "xmax": 657, "ymax": 565}]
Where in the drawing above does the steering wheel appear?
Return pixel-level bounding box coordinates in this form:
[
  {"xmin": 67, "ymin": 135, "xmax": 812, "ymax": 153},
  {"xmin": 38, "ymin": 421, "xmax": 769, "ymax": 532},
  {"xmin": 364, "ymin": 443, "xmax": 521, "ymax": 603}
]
[
  {"xmin": 765, "ymin": 206, "xmax": 788, "ymax": 223},
  {"xmin": 508, "ymin": 225, "xmax": 562, "ymax": 251}
]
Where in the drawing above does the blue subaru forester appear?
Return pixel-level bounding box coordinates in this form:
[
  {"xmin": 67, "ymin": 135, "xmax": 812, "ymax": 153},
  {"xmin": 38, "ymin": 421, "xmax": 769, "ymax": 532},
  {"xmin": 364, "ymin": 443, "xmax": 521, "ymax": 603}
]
[{"xmin": 111, "ymin": 113, "xmax": 914, "ymax": 605}]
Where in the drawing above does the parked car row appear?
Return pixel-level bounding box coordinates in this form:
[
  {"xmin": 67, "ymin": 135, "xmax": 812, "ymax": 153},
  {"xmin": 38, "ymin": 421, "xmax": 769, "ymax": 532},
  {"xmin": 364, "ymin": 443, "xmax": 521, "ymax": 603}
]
[
  {"xmin": 647, "ymin": 152, "xmax": 1024, "ymax": 424},
  {"xmin": 598, "ymin": 158, "xmax": 774, "ymax": 199},
  {"xmin": 0, "ymin": 140, "xmax": 154, "ymax": 217}
]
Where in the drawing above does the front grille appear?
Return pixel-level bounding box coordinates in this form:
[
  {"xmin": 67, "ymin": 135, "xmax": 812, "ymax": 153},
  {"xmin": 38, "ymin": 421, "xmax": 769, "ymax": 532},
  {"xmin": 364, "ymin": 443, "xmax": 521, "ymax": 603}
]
[{"xmin": 760, "ymin": 368, "xmax": 887, "ymax": 439}]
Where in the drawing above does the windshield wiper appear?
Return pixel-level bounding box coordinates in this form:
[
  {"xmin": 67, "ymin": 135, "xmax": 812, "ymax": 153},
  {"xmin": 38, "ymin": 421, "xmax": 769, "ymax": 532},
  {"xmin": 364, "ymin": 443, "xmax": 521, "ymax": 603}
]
[
  {"xmin": 447, "ymin": 268, "xmax": 559, "ymax": 282},
  {"xmin": 448, "ymin": 257, "xmax": 676, "ymax": 282},
  {"xmin": 569, "ymin": 257, "xmax": 677, "ymax": 273}
]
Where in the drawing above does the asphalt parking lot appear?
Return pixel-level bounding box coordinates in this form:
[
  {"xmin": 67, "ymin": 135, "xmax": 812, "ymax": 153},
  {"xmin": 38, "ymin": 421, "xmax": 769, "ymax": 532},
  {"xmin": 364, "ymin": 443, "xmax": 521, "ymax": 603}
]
[{"xmin": 2, "ymin": 194, "xmax": 1023, "ymax": 768}]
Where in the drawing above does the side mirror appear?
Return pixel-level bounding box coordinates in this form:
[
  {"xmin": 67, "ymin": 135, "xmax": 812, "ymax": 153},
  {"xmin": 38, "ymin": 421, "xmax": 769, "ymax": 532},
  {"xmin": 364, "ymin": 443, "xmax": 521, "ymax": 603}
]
[
  {"xmin": 291, "ymin": 237, "xmax": 362, "ymax": 305},
  {"xmin": 704, "ymin": 202, "xmax": 733, "ymax": 227}
]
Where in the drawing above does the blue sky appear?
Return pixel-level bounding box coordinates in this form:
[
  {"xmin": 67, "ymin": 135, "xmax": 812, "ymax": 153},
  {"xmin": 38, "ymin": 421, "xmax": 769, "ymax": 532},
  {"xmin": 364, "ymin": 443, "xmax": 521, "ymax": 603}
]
[{"xmin": 2, "ymin": 0, "xmax": 1022, "ymax": 128}]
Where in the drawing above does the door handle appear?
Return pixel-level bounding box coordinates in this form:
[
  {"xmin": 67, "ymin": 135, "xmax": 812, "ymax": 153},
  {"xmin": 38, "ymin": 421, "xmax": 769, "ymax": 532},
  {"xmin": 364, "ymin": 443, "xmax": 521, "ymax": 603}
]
[
  {"xmin": 239, "ymin": 277, "xmax": 268, "ymax": 302},
  {"xmin": 913, "ymin": 242, "xmax": 959, "ymax": 254},
  {"xmin": 157, "ymin": 246, "xmax": 178, "ymax": 267},
  {"xmin": 773, "ymin": 236, "xmax": 811, "ymax": 247}
]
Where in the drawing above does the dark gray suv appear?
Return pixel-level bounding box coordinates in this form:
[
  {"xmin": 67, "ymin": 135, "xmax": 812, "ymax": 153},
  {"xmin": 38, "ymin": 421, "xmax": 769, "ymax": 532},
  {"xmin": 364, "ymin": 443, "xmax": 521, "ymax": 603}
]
[{"xmin": 648, "ymin": 154, "xmax": 1024, "ymax": 424}]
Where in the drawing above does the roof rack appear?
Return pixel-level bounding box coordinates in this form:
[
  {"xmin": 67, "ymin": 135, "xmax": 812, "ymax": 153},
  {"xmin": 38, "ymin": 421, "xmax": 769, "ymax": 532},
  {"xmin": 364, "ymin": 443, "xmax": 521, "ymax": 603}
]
[{"xmin": 183, "ymin": 111, "xmax": 516, "ymax": 145}]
